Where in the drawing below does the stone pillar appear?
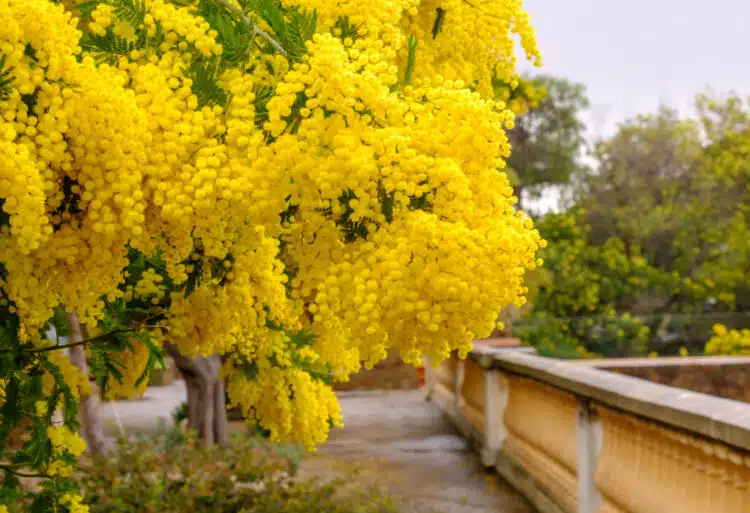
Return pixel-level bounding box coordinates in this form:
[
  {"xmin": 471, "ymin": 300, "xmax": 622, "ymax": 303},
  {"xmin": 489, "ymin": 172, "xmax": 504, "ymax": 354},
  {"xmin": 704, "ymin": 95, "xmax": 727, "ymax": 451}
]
[{"xmin": 576, "ymin": 398, "xmax": 602, "ymax": 513}]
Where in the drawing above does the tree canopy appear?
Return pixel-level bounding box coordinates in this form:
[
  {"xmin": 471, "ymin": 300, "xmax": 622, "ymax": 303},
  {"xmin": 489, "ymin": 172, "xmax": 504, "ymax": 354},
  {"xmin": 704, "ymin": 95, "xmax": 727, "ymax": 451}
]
[
  {"xmin": 519, "ymin": 93, "xmax": 750, "ymax": 358},
  {"xmin": 0, "ymin": 0, "xmax": 543, "ymax": 509},
  {"xmin": 504, "ymin": 74, "xmax": 589, "ymax": 207}
]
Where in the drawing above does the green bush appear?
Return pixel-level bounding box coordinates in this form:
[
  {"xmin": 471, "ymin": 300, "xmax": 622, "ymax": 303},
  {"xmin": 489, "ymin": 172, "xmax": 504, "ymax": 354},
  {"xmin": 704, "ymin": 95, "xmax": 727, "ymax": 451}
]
[
  {"xmin": 75, "ymin": 425, "xmax": 397, "ymax": 513},
  {"xmin": 514, "ymin": 318, "xmax": 594, "ymax": 359},
  {"xmin": 515, "ymin": 313, "xmax": 650, "ymax": 359}
]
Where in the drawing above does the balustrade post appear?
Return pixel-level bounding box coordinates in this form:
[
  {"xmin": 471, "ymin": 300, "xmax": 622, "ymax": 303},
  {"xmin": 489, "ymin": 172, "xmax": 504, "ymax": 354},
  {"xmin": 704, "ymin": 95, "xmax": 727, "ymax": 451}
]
[
  {"xmin": 481, "ymin": 368, "xmax": 508, "ymax": 467},
  {"xmin": 455, "ymin": 356, "xmax": 466, "ymax": 412},
  {"xmin": 423, "ymin": 357, "xmax": 434, "ymax": 401},
  {"xmin": 576, "ymin": 398, "xmax": 603, "ymax": 513}
]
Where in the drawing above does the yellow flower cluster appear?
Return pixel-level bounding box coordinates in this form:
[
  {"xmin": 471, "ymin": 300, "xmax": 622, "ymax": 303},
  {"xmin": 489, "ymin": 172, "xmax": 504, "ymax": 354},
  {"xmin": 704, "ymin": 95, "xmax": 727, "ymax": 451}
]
[
  {"xmin": 0, "ymin": 0, "xmax": 153, "ymax": 334},
  {"xmin": 124, "ymin": 268, "xmax": 166, "ymax": 304},
  {"xmin": 46, "ymin": 425, "xmax": 86, "ymax": 476},
  {"xmin": 61, "ymin": 493, "xmax": 89, "ymax": 513},
  {"xmin": 103, "ymin": 339, "xmax": 152, "ymax": 399},
  {"xmin": 89, "ymin": 3, "xmax": 115, "ymax": 36},
  {"xmin": 494, "ymin": 76, "xmax": 547, "ymax": 117},
  {"xmin": 146, "ymin": 0, "xmax": 224, "ymax": 57},
  {"xmin": 43, "ymin": 350, "xmax": 92, "ymax": 399},
  {"xmin": 705, "ymin": 324, "xmax": 750, "ymax": 356},
  {"xmin": 290, "ymin": 0, "xmax": 541, "ymax": 97},
  {"xmin": 1, "ymin": 0, "xmax": 542, "ymax": 451},
  {"xmin": 224, "ymin": 352, "xmax": 343, "ymax": 450}
]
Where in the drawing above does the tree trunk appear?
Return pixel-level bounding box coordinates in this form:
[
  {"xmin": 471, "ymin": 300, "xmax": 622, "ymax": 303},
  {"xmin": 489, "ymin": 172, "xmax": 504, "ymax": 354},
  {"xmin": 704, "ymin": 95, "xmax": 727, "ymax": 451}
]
[
  {"xmin": 164, "ymin": 344, "xmax": 229, "ymax": 447},
  {"xmin": 66, "ymin": 311, "xmax": 106, "ymax": 457}
]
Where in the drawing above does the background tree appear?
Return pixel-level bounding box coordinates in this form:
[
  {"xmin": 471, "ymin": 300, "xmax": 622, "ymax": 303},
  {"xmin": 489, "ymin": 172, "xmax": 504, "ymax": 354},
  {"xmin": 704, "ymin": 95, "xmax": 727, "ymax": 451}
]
[
  {"xmin": 519, "ymin": 95, "xmax": 750, "ymax": 357},
  {"xmin": 582, "ymin": 104, "xmax": 746, "ymax": 315},
  {"xmin": 504, "ymin": 75, "xmax": 590, "ymax": 208},
  {"xmin": 694, "ymin": 91, "xmax": 750, "ymax": 349}
]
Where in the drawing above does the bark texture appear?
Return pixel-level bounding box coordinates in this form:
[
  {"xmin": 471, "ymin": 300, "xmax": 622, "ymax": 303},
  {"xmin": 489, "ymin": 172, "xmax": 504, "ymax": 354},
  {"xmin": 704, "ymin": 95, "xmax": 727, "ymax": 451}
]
[
  {"xmin": 165, "ymin": 344, "xmax": 229, "ymax": 447},
  {"xmin": 66, "ymin": 311, "xmax": 106, "ymax": 457}
]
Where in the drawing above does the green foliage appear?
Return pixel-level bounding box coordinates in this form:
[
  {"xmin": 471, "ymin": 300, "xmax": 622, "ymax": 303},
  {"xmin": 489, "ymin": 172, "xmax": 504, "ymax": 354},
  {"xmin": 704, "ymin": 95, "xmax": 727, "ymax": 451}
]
[
  {"xmin": 0, "ymin": 355, "xmax": 82, "ymax": 510},
  {"xmin": 580, "ymin": 106, "xmax": 746, "ymax": 309},
  {"xmin": 506, "ymin": 74, "xmax": 589, "ymax": 205},
  {"xmin": 246, "ymin": 0, "xmax": 318, "ymax": 60},
  {"xmin": 515, "ymin": 313, "xmax": 650, "ymax": 359},
  {"xmin": 522, "ymin": 209, "xmax": 680, "ymax": 357},
  {"xmin": 532, "ymin": 210, "xmax": 652, "ymax": 316},
  {"xmin": 0, "ymin": 55, "xmax": 14, "ymax": 101},
  {"xmin": 402, "ymin": 34, "xmax": 418, "ymax": 87},
  {"xmin": 513, "ymin": 317, "xmax": 592, "ymax": 359},
  {"xmin": 525, "ymin": 96, "xmax": 750, "ymax": 357},
  {"xmin": 431, "ymin": 8, "xmax": 445, "ymax": 39},
  {"xmin": 74, "ymin": 427, "xmax": 397, "ymax": 513}
]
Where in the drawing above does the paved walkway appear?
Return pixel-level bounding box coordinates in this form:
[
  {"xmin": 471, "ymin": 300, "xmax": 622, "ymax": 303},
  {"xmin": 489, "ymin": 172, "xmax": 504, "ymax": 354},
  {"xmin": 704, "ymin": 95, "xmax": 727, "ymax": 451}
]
[
  {"xmin": 299, "ymin": 390, "xmax": 533, "ymax": 513},
  {"xmin": 101, "ymin": 382, "xmax": 533, "ymax": 513}
]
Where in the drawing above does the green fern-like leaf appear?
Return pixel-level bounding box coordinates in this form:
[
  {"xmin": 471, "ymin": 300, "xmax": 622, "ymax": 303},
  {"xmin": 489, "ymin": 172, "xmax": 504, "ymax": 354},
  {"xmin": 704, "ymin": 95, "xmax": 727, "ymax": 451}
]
[
  {"xmin": 432, "ymin": 8, "xmax": 446, "ymax": 39},
  {"xmin": 80, "ymin": 32, "xmax": 139, "ymax": 64},
  {"xmin": 285, "ymin": 9, "xmax": 317, "ymax": 58},
  {"xmin": 70, "ymin": 0, "xmax": 103, "ymax": 18},
  {"xmin": 253, "ymin": 0, "xmax": 287, "ymax": 44},
  {"xmin": 0, "ymin": 56, "xmax": 14, "ymax": 102},
  {"xmin": 333, "ymin": 16, "xmax": 361, "ymax": 41},
  {"xmin": 403, "ymin": 34, "xmax": 418, "ymax": 86},
  {"xmin": 112, "ymin": 0, "xmax": 147, "ymax": 27},
  {"xmin": 253, "ymin": 84, "xmax": 275, "ymax": 126},
  {"xmin": 188, "ymin": 58, "xmax": 228, "ymax": 107},
  {"xmin": 245, "ymin": 0, "xmax": 316, "ymax": 59},
  {"xmin": 198, "ymin": 0, "xmax": 253, "ymax": 66}
]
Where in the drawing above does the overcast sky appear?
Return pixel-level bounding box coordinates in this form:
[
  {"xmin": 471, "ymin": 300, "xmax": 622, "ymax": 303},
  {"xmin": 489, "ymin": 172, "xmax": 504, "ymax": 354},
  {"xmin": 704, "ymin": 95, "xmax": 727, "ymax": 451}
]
[{"xmin": 518, "ymin": 0, "xmax": 750, "ymax": 140}]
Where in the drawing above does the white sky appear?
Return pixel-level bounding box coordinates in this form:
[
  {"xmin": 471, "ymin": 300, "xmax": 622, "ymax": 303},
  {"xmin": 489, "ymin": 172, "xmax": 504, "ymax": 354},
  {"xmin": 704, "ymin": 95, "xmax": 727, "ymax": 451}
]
[
  {"xmin": 516, "ymin": 0, "xmax": 750, "ymax": 213},
  {"xmin": 518, "ymin": 0, "xmax": 750, "ymax": 140}
]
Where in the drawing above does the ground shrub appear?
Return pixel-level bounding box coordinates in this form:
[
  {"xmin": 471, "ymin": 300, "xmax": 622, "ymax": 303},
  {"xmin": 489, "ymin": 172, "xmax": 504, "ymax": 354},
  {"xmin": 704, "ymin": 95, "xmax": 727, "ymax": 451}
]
[{"xmin": 75, "ymin": 426, "xmax": 397, "ymax": 513}]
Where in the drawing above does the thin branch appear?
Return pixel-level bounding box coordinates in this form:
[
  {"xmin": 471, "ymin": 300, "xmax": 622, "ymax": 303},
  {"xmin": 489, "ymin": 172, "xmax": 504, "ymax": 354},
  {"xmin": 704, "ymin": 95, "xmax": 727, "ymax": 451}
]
[
  {"xmin": 25, "ymin": 330, "xmax": 132, "ymax": 354},
  {"xmin": 215, "ymin": 0, "xmax": 288, "ymax": 56},
  {"xmin": 0, "ymin": 325, "xmax": 168, "ymax": 355},
  {"xmin": 0, "ymin": 463, "xmax": 48, "ymax": 478}
]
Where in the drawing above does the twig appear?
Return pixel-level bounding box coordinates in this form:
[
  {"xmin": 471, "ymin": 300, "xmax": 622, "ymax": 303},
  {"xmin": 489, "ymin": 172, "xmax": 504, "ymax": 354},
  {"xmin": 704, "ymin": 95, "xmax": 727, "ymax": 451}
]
[
  {"xmin": 0, "ymin": 325, "xmax": 168, "ymax": 355},
  {"xmin": 215, "ymin": 0, "xmax": 289, "ymax": 56},
  {"xmin": 0, "ymin": 463, "xmax": 48, "ymax": 479}
]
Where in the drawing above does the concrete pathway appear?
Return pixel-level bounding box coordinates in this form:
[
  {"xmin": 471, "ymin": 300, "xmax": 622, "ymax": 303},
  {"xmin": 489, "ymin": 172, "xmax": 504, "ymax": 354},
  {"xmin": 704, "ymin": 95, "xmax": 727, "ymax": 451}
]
[
  {"xmin": 101, "ymin": 382, "xmax": 533, "ymax": 513},
  {"xmin": 99, "ymin": 380, "xmax": 187, "ymax": 438},
  {"xmin": 299, "ymin": 390, "xmax": 534, "ymax": 513}
]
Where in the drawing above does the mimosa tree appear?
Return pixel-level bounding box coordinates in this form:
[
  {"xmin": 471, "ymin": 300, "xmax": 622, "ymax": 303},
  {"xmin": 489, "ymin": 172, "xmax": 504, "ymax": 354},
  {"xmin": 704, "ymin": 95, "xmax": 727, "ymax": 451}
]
[{"xmin": 0, "ymin": 0, "xmax": 542, "ymax": 509}]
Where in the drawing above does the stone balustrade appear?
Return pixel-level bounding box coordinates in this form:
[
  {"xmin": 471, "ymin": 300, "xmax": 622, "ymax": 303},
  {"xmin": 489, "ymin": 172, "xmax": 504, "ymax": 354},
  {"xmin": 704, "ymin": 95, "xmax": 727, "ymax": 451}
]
[{"xmin": 425, "ymin": 348, "xmax": 750, "ymax": 513}]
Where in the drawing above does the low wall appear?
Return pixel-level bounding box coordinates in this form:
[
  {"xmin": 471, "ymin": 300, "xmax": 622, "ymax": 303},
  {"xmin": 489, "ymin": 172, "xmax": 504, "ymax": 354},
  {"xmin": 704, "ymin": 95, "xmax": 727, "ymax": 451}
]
[
  {"xmin": 577, "ymin": 356, "xmax": 750, "ymax": 403},
  {"xmin": 335, "ymin": 338, "xmax": 523, "ymax": 391},
  {"xmin": 334, "ymin": 349, "xmax": 420, "ymax": 391},
  {"xmin": 425, "ymin": 349, "xmax": 750, "ymax": 513}
]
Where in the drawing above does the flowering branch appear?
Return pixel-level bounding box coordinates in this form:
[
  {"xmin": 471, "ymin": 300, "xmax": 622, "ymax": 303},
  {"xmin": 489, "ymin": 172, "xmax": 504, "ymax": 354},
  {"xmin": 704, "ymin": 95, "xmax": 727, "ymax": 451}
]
[
  {"xmin": 215, "ymin": 0, "xmax": 289, "ymax": 56},
  {"xmin": 0, "ymin": 325, "xmax": 168, "ymax": 355},
  {"xmin": 0, "ymin": 463, "xmax": 49, "ymax": 479}
]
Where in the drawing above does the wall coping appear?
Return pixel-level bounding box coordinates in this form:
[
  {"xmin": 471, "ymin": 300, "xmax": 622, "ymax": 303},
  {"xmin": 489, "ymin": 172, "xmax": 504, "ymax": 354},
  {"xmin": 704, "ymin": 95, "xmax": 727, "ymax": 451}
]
[
  {"xmin": 469, "ymin": 347, "xmax": 750, "ymax": 453},
  {"xmin": 573, "ymin": 355, "xmax": 750, "ymax": 368}
]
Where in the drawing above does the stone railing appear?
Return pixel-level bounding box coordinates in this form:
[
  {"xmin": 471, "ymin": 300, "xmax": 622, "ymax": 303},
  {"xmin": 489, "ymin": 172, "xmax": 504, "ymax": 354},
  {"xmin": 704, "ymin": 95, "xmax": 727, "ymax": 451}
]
[
  {"xmin": 424, "ymin": 348, "xmax": 750, "ymax": 513},
  {"xmin": 577, "ymin": 356, "xmax": 750, "ymax": 403}
]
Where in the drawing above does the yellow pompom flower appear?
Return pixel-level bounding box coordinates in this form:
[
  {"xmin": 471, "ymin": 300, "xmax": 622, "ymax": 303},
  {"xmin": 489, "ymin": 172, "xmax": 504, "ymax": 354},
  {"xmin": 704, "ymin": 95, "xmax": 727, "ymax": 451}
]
[
  {"xmin": 705, "ymin": 324, "xmax": 750, "ymax": 356},
  {"xmin": 61, "ymin": 493, "xmax": 89, "ymax": 513},
  {"xmin": 103, "ymin": 339, "xmax": 153, "ymax": 400}
]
